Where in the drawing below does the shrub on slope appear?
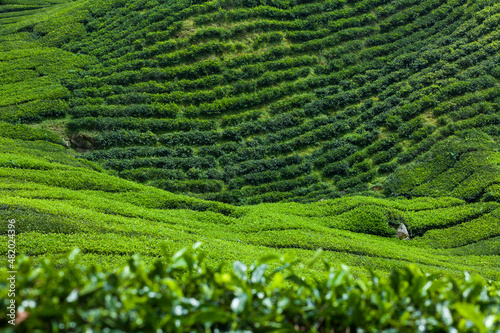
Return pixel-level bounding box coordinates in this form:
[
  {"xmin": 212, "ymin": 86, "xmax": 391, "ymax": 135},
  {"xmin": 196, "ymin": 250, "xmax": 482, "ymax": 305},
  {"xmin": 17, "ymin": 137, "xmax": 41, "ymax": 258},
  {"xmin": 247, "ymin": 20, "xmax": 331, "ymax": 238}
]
[
  {"xmin": 0, "ymin": 122, "xmax": 63, "ymax": 145},
  {"xmin": 385, "ymin": 130, "xmax": 500, "ymax": 202}
]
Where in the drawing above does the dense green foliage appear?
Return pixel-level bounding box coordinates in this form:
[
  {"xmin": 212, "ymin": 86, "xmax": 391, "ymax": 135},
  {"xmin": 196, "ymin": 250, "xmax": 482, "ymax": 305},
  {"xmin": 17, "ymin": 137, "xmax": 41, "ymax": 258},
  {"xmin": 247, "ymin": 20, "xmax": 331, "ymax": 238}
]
[
  {"xmin": 2, "ymin": 0, "xmax": 500, "ymax": 204},
  {"xmin": 0, "ymin": 137, "xmax": 498, "ymax": 280},
  {"xmin": 1, "ymin": 0, "xmax": 500, "ymax": 329},
  {"xmin": 1, "ymin": 247, "xmax": 499, "ymax": 332}
]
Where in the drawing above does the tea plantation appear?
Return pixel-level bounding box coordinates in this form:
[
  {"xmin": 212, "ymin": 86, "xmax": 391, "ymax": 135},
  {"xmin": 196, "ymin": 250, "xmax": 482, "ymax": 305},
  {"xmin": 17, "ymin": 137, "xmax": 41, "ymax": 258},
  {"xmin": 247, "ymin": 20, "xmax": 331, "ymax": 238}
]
[{"xmin": 1, "ymin": 0, "xmax": 500, "ymax": 331}]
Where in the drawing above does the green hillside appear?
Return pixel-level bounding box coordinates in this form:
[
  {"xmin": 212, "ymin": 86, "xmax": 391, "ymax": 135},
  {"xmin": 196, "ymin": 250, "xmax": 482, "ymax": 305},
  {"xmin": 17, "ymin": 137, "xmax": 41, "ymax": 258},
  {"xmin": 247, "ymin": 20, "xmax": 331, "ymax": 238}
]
[
  {"xmin": 1, "ymin": 0, "xmax": 500, "ymax": 330},
  {"xmin": 0, "ymin": 0, "xmax": 498, "ymax": 204},
  {"xmin": 0, "ymin": 134, "xmax": 499, "ymax": 279},
  {"xmin": 1, "ymin": 0, "xmax": 500, "ymax": 279}
]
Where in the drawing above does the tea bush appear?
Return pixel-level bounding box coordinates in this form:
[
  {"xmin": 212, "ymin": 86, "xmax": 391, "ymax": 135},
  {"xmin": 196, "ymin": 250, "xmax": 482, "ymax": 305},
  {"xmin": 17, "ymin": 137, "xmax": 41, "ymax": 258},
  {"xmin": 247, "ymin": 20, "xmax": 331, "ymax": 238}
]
[{"xmin": 0, "ymin": 247, "xmax": 499, "ymax": 332}]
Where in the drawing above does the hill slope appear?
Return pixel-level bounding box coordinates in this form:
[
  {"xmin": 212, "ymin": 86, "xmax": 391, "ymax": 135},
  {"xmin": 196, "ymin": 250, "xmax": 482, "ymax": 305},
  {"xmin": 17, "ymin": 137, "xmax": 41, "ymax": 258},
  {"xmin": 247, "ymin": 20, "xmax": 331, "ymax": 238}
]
[
  {"xmin": 0, "ymin": 0, "xmax": 499, "ymax": 279},
  {"xmin": 0, "ymin": 132, "xmax": 499, "ymax": 278},
  {"xmin": 2, "ymin": 0, "xmax": 500, "ymax": 204}
]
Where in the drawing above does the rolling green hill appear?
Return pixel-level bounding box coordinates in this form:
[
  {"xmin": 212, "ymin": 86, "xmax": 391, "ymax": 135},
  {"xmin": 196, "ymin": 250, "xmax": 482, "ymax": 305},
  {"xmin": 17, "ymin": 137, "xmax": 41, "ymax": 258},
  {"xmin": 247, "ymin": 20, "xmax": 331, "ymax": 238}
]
[
  {"xmin": 2, "ymin": 0, "xmax": 500, "ymax": 205},
  {"xmin": 60, "ymin": 0, "xmax": 500, "ymax": 204},
  {"xmin": 0, "ymin": 0, "xmax": 499, "ymax": 279},
  {"xmin": 0, "ymin": 134, "xmax": 499, "ymax": 279},
  {"xmin": 1, "ymin": 0, "xmax": 500, "ymax": 330}
]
